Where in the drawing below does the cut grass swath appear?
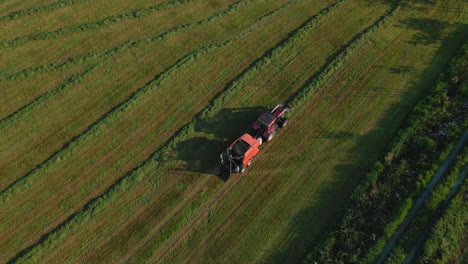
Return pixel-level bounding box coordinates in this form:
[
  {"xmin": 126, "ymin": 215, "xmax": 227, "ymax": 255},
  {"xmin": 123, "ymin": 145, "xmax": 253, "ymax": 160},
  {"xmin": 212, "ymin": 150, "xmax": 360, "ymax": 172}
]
[
  {"xmin": 0, "ymin": 0, "xmax": 191, "ymax": 49},
  {"xmin": 2, "ymin": 0, "xmax": 258, "ymax": 81},
  {"xmin": 0, "ymin": 0, "xmax": 90, "ymax": 22},
  {"xmin": 0, "ymin": 64, "xmax": 101, "ymax": 130}
]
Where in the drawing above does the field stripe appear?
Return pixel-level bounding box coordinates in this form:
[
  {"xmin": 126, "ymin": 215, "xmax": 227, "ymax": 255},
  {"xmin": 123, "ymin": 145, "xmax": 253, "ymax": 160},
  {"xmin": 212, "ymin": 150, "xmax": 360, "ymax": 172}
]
[
  {"xmin": 6, "ymin": 0, "xmax": 347, "ymax": 262},
  {"xmin": 0, "ymin": 0, "xmax": 190, "ymax": 49},
  {"xmin": 1, "ymin": 0, "xmax": 258, "ymax": 81},
  {"xmin": 0, "ymin": 0, "xmax": 90, "ymax": 22}
]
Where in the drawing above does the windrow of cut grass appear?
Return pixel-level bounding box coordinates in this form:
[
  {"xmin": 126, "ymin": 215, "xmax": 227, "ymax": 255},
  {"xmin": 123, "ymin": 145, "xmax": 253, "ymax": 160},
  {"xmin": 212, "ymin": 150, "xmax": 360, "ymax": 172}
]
[
  {"xmin": 0, "ymin": 64, "xmax": 101, "ymax": 130},
  {"xmin": 0, "ymin": 0, "xmax": 89, "ymax": 22},
  {"xmin": 0, "ymin": 0, "xmax": 57, "ymax": 16},
  {"xmin": 1, "ymin": 0, "xmax": 256, "ymax": 80},
  {"xmin": 0, "ymin": 0, "xmax": 253, "ymax": 190},
  {"xmin": 0, "ymin": 0, "xmax": 167, "ymax": 38},
  {"xmin": 0, "ymin": 63, "xmax": 92, "ymax": 119},
  {"xmin": 34, "ymin": 0, "xmax": 401, "ymax": 262},
  {"xmin": 0, "ymin": 0, "xmax": 190, "ymax": 49},
  {"xmin": 2, "ymin": 0, "xmax": 327, "ymax": 262},
  {"xmin": 157, "ymin": 1, "xmax": 468, "ymax": 263}
]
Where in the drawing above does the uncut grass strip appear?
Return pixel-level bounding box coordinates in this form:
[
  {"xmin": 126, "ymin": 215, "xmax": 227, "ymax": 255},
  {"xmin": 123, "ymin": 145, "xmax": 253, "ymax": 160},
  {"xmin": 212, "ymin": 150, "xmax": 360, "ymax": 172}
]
[
  {"xmin": 0, "ymin": 0, "xmax": 190, "ymax": 49},
  {"xmin": 3, "ymin": 0, "xmax": 257, "ymax": 81},
  {"xmin": 7, "ymin": 1, "xmax": 346, "ymax": 261},
  {"xmin": 0, "ymin": 64, "xmax": 100, "ymax": 129},
  {"xmin": 0, "ymin": 0, "xmax": 90, "ymax": 22},
  {"xmin": 0, "ymin": 0, "xmax": 297, "ymax": 207}
]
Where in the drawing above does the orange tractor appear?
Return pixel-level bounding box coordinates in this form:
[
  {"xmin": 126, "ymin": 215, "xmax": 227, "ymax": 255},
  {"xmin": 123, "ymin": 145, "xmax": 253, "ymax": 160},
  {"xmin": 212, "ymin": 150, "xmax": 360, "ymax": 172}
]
[{"xmin": 220, "ymin": 104, "xmax": 291, "ymax": 176}]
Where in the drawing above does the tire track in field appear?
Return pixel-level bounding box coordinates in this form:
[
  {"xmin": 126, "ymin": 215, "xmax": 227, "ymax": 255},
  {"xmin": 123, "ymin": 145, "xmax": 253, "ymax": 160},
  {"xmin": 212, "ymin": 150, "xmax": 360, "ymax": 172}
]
[
  {"xmin": 0, "ymin": 0, "xmax": 190, "ymax": 49},
  {"xmin": 2, "ymin": 0, "xmax": 256, "ymax": 81},
  {"xmin": 6, "ymin": 0, "xmax": 320, "ymax": 261},
  {"xmin": 151, "ymin": 2, "xmax": 402, "ymax": 262},
  {"xmin": 0, "ymin": 0, "xmax": 91, "ymax": 22}
]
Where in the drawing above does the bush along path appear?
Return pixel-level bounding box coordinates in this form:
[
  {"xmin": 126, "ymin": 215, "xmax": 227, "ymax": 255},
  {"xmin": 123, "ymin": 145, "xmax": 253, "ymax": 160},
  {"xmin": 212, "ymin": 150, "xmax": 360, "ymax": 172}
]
[
  {"xmin": 402, "ymin": 156, "xmax": 468, "ymax": 264},
  {"xmin": 303, "ymin": 38, "xmax": 468, "ymax": 264},
  {"xmin": 414, "ymin": 168, "xmax": 468, "ymax": 264}
]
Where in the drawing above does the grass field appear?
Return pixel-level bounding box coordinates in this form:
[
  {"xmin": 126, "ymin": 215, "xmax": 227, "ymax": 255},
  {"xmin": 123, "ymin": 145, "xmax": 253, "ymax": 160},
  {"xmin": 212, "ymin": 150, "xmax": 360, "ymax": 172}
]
[{"xmin": 0, "ymin": 0, "xmax": 467, "ymax": 263}]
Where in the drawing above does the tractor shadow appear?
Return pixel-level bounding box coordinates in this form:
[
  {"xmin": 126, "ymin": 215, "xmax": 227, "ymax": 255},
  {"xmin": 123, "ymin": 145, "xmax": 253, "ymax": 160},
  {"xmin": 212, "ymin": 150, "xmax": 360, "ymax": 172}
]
[
  {"xmin": 400, "ymin": 18, "xmax": 449, "ymax": 46},
  {"xmin": 173, "ymin": 106, "xmax": 268, "ymax": 181}
]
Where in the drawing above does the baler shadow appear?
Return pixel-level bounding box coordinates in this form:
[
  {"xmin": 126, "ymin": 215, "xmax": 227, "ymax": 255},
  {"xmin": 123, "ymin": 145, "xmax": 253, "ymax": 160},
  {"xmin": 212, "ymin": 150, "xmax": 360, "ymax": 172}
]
[{"xmin": 173, "ymin": 106, "xmax": 268, "ymax": 181}]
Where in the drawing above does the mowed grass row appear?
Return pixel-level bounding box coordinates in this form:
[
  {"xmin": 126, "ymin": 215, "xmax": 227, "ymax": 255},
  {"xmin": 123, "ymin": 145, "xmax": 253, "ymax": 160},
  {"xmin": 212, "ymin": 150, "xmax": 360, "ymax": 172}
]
[
  {"xmin": 0, "ymin": 0, "xmax": 57, "ymax": 16},
  {"xmin": 0, "ymin": 0, "xmax": 90, "ymax": 22},
  {"xmin": 30, "ymin": 0, "xmax": 397, "ymax": 262},
  {"xmin": 0, "ymin": 63, "xmax": 92, "ymax": 119},
  {"xmin": 0, "ymin": 0, "xmax": 168, "ymax": 39},
  {"xmin": 158, "ymin": 1, "xmax": 468, "ymax": 263},
  {"xmin": 0, "ymin": 0, "xmax": 253, "ymax": 191},
  {"xmin": 0, "ymin": 0, "xmax": 220, "ymax": 75},
  {"xmin": 1, "ymin": 0, "xmax": 330, "ymax": 262}
]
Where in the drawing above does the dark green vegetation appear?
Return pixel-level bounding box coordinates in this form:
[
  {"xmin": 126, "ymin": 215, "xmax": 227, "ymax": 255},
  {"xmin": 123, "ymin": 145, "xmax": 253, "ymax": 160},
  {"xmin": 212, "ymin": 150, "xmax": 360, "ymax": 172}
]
[{"xmin": 0, "ymin": 0, "xmax": 466, "ymax": 263}]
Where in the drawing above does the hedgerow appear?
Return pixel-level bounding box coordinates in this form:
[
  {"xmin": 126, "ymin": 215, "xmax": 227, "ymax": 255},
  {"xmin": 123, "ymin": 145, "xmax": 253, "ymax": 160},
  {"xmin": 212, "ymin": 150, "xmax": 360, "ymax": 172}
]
[
  {"xmin": 303, "ymin": 35, "xmax": 468, "ymax": 264},
  {"xmin": 7, "ymin": 1, "xmax": 347, "ymax": 262},
  {"xmin": 0, "ymin": 0, "xmax": 191, "ymax": 49}
]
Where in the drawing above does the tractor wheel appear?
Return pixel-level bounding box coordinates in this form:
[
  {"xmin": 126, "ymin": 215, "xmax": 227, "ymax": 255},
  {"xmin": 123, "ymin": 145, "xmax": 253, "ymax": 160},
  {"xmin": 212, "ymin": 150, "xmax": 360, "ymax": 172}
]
[
  {"xmin": 266, "ymin": 130, "xmax": 276, "ymax": 142},
  {"xmin": 256, "ymin": 136, "xmax": 263, "ymax": 146},
  {"xmin": 279, "ymin": 117, "xmax": 289, "ymax": 128}
]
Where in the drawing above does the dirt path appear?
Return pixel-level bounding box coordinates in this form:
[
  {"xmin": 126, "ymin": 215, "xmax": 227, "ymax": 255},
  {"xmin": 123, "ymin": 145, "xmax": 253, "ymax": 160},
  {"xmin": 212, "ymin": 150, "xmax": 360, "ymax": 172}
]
[
  {"xmin": 376, "ymin": 129, "xmax": 468, "ymax": 264},
  {"xmin": 402, "ymin": 164, "xmax": 468, "ymax": 264}
]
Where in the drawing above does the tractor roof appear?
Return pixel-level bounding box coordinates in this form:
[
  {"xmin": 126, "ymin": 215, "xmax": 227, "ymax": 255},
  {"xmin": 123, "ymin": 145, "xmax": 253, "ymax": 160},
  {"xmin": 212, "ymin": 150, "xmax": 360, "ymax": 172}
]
[{"xmin": 258, "ymin": 112, "xmax": 275, "ymax": 126}]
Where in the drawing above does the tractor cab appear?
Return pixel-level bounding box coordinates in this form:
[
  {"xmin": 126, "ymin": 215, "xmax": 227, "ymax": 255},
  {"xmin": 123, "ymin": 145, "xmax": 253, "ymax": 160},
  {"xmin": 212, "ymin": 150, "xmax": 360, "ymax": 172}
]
[
  {"xmin": 252, "ymin": 104, "xmax": 291, "ymax": 142},
  {"xmin": 220, "ymin": 133, "xmax": 262, "ymax": 175}
]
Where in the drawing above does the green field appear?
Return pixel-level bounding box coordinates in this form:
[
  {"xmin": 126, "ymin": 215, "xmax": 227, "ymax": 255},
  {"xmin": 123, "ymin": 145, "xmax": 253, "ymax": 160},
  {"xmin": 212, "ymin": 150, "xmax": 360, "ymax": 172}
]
[{"xmin": 0, "ymin": 0, "xmax": 467, "ymax": 263}]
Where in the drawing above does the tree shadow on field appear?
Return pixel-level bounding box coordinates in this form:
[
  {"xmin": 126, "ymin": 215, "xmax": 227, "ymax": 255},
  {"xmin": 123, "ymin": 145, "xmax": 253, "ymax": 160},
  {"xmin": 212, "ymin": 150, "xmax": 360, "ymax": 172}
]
[
  {"xmin": 265, "ymin": 22, "xmax": 468, "ymax": 264},
  {"xmin": 400, "ymin": 18, "xmax": 449, "ymax": 45},
  {"xmin": 172, "ymin": 106, "xmax": 268, "ymax": 181}
]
